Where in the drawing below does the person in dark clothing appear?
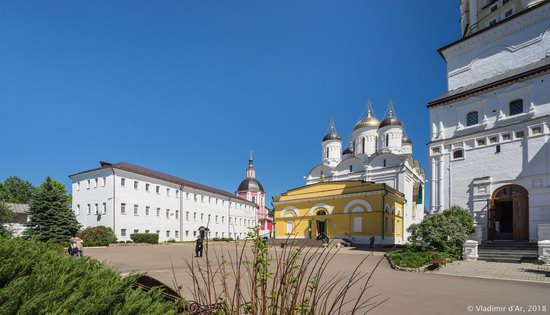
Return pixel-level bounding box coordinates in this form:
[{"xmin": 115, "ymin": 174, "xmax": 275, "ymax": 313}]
[
  {"xmin": 195, "ymin": 236, "xmax": 203, "ymax": 257},
  {"xmin": 369, "ymin": 236, "xmax": 375, "ymax": 250}
]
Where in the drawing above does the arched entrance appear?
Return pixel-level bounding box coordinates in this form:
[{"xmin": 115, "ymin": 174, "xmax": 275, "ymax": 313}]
[
  {"xmin": 308, "ymin": 209, "xmax": 328, "ymax": 239},
  {"xmin": 487, "ymin": 185, "xmax": 529, "ymax": 241}
]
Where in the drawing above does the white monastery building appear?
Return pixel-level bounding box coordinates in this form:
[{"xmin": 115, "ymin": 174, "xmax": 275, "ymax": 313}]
[
  {"xmin": 69, "ymin": 161, "xmax": 258, "ymax": 242},
  {"xmin": 306, "ymin": 102, "xmax": 426, "ymax": 242},
  {"xmin": 428, "ymin": 0, "xmax": 550, "ymax": 242}
]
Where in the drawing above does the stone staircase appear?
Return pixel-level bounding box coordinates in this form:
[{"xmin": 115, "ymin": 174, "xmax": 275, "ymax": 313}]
[{"xmin": 478, "ymin": 241, "xmax": 538, "ymax": 263}]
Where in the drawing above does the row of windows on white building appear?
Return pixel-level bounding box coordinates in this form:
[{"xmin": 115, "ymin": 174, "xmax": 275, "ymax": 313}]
[
  {"xmin": 119, "ymin": 228, "xmax": 248, "ymax": 240},
  {"xmin": 431, "ymin": 123, "xmax": 546, "ymax": 160},
  {"xmin": 75, "ymin": 177, "xmax": 254, "ymax": 211},
  {"xmin": 76, "ymin": 203, "xmax": 256, "ymax": 226}
]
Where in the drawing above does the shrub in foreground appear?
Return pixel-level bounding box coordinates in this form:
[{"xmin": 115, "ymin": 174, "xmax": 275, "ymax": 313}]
[
  {"xmin": 387, "ymin": 248, "xmax": 453, "ymax": 269},
  {"xmin": 0, "ymin": 238, "xmax": 176, "ymax": 314},
  {"xmin": 408, "ymin": 205, "xmax": 474, "ymax": 258},
  {"xmin": 130, "ymin": 233, "xmax": 159, "ymax": 244},
  {"xmin": 77, "ymin": 226, "xmax": 118, "ymax": 247}
]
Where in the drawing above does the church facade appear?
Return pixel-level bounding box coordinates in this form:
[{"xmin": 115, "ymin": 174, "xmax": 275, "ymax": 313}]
[
  {"xmin": 293, "ymin": 102, "xmax": 425, "ymax": 244},
  {"xmin": 428, "ymin": 0, "xmax": 550, "ymax": 242}
]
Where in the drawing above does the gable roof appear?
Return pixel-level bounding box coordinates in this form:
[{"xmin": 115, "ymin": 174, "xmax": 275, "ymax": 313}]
[{"xmin": 69, "ymin": 161, "xmax": 257, "ymax": 206}]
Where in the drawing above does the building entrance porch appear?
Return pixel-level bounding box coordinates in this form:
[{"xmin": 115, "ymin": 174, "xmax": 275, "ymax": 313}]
[{"xmin": 487, "ymin": 185, "xmax": 529, "ymax": 241}]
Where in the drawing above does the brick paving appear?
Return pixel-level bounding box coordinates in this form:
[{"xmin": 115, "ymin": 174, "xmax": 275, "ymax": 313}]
[{"xmin": 429, "ymin": 260, "xmax": 550, "ymax": 283}]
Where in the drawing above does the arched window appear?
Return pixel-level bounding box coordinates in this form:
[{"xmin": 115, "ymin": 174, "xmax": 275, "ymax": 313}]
[
  {"xmin": 362, "ymin": 137, "xmax": 365, "ymax": 154},
  {"xmin": 509, "ymin": 99, "xmax": 523, "ymax": 116},
  {"xmin": 385, "ymin": 134, "xmax": 389, "ymax": 147},
  {"xmin": 349, "ymin": 165, "xmax": 353, "ymax": 173},
  {"xmin": 453, "ymin": 149, "xmax": 464, "ymax": 159},
  {"xmin": 326, "ymin": 147, "xmax": 329, "ymax": 159},
  {"xmin": 466, "ymin": 111, "xmax": 478, "ymax": 126}
]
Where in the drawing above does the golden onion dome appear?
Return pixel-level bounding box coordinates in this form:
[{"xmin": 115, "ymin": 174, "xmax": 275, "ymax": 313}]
[{"xmin": 354, "ymin": 109, "xmax": 380, "ymax": 130}]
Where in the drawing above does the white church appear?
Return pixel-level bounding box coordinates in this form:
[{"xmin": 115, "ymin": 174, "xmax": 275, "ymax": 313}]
[
  {"xmin": 306, "ymin": 102, "xmax": 426, "ymax": 240},
  {"xmin": 428, "ymin": 0, "xmax": 550, "ymax": 245}
]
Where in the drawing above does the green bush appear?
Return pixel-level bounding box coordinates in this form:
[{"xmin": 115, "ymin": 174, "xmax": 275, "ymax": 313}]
[
  {"xmin": 387, "ymin": 248, "xmax": 451, "ymax": 269},
  {"xmin": 408, "ymin": 205, "xmax": 474, "ymax": 258},
  {"xmin": 126, "ymin": 240, "xmax": 133, "ymax": 244},
  {"xmin": 130, "ymin": 233, "xmax": 159, "ymax": 244},
  {"xmin": 77, "ymin": 226, "xmax": 117, "ymax": 247},
  {"xmin": 0, "ymin": 238, "xmax": 176, "ymax": 314}
]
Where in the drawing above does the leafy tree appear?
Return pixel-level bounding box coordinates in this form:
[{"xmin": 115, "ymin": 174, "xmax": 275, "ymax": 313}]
[
  {"xmin": 0, "ymin": 202, "xmax": 13, "ymax": 237},
  {"xmin": 78, "ymin": 226, "xmax": 118, "ymax": 246},
  {"xmin": 25, "ymin": 177, "xmax": 80, "ymax": 243},
  {"xmin": 0, "ymin": 176, "xmax": 35, "ymax": 203},
  {"xmin": 408, "ymin": 205, "xmax": 474, "ymax": 257}
]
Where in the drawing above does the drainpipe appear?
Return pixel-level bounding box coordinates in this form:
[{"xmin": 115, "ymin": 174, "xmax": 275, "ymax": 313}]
[
  {"xmin": 228, "ymin": 198, "xmax": 232, "ymax": 237},
  {"xmin": 382, "ymin": 184, "xmax": 389, "ymax": 240},
  {"xmin": 110, "ymin": 167, "xmax": 117, "ymax": 236},
  {"xmin": 180, "ymin": 185, "xmax": 184, "ymax": 241}
]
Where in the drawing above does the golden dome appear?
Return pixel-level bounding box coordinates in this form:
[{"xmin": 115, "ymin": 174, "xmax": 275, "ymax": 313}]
[{"xmin": 354, "ymin": 109, "xmax": 379, "ymax": 130}]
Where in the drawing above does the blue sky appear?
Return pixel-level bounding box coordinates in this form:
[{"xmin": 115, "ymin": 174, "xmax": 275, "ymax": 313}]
[{"xmin": 0, "ymin": 1, "xmax": 459, "ymax": 205}]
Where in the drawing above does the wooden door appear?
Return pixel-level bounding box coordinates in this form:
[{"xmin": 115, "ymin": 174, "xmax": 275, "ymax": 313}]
[
  {"xmin": 513, "ymin": 197, "xmax": 529, "ymax": 241},
  {"xmin": 487, "ymin": 199, "xmax": 495, "ymax": 241}
]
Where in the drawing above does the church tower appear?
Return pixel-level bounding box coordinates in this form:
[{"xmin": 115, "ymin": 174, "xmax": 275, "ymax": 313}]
[
  {"xmin": 236, "ymin": 152, "xmax": 272, "ymax": 236},
  {"xmin": 378, "ymin": 101, "xmax": 404, "ymax": 152},
  {"xmin": 321, "ymin": 118, "xmax": 342, "ymax": 166},
  {"xmin": 351, "ymin": 100, "xmax": 380, "ymax": 156}
]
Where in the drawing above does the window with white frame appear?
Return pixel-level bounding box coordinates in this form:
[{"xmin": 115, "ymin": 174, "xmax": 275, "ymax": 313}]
[
  {"xmin": 509, "ymin": 99, "xmax": 523, "ymax": 116},
  {"xmin": 186, "ymin": 211, "xmax": 189, "ymax": 220},
  {"xmin": 476, "ymin": 138, "xmax": 486, "ymax": 146},
  {"xmin": 502, "ymin": 133, "xmax": 511, "ymax": 141},
  {"xmin": 87, "ymin": 204, "xmax": 91, "ymax": 215},
  {"xmin": 121, "ymin": 178, "xmax": 126, "ymax": 187},
  {"xmin": 201, "ymin": 213, "xmax": 204, "ymax": 221},
  {"xmin": 102, "ymin": 177, "xmax": 106, "ymax": 187},
  {"xmin": 489, "ymin": 136, "xmax": 498, "ymax": 144},
  {"xmin": 87, "ymin": 180, "xmax": 90, "ymax": 190},
  {"xmin": 76, "ymin": 182, "xmax": 80, "ymax": 191},
  {"xmin": 102, "ymin": 202, "xmax": 107, "ymax": 215},
  {"xmin": 166, "ymin": 188, "xmax": 170, "ymax": 196},
  {"xmin": 134, "ymin": 181, "xmax": 138, "ymax": 189},
  {"xmin": 531, "ymin": 126, "xmax": 542, "ymax": 136},
  {"xmin": 222, "ymin": 216, "xmax": 225, "ymax": 223},
  {"xmin": 166, "ymin": 209, "xmax": 170, "ymax": 218},
  {"xmin": 156, "ymin": 207, "xmax": 160, "ymax": 217},
  {"xmin": 121, "ymin": 229, "xmax": 126, "ymax": 236},
  {"xmin": 121, "ymin": 203, "xmax": 126, "ymax": 215},
  {"xmin": 145, "ymin": 183, "xmax": 150, "ymax": 191},
  {"xmin": 156, "ymin": 186, "xmax": 160, "ymax": 194},
  {"xmin": 215, "ymin": 215, "xmax": 218, "ymax": 223},
  {"xmin": 515, "ymin": 130, "xmax": 525, "ymax": 139},
  {"xmin": 176, "ymin": 190, "xmax": 179, "ymax": 198},
  {"xmin": 185, "ymin": 230, "xmax": 189, "ymax": 237},
  {"xmin": 175, "ymin": 231, "xmax": 179, "ymax": 238},
  {"xmin": 166, "ymin": 231, "xmax": 170, "ymax": 237},
  {"xmin": 286, "ymin": 221, "xmax": 293, "ymax": 234},
  {"xmin": 466, "ymin": 111, "xmax": 478, "ymax": 126},
  {"xmin": 134, "ymin": 229, "xmax": 139, "ymax": 234},
  {"xmin": 194, "ymin": 212, "xmax": 197, "ymax": 221},
  {"xmin": 146, "ymin": 206, "xmax": 150, "ymax": 216},
  {"xmin": 76, "ymin": 204, "xmax": 80, "ymax": 215},
  {"xmin": 156, "ymin": 230, "xmax": 160, "ymax": 235},
  {"xmin": 134, "ymin": 205, "xmax": 138, "ymax": 216},
  {"xmin": 94, "ymin": 178, "xmax": 98, "ymax": 188},
  {"xmin": 145, "ymin": 229, "xmax": 150, "ymax": 233},
  {"xmin": 175, "ymin": 210, "xmax": 179, "ymax": 219}
]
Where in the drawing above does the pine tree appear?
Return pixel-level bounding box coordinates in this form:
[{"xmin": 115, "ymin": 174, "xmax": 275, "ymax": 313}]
[{"xmin": 25, "ymin": 177, "xmax": 80, "ymax": 243}]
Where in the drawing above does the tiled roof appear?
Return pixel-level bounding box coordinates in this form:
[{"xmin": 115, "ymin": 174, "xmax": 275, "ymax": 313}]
[{"xmin": 69, "ymin": 161, "xmax": 257, "ymax": 207}]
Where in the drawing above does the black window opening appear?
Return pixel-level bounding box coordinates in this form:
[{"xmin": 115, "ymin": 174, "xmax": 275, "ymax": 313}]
[
  {"xmin": 383, "ymin": 159, "xmax": 387, "ymax": 167},
  {"xmin": 326, "ymin": 147, "xmax": 329, "ymax": 159},
  {"xmin": 362, "ymin": 137, "xmax": 365, "ymax": 154},
  {"xmin": 385, "ymin": 134, "xmax": 389, "ymax": 147},
  {"xmin": 349, "ymin": 165, "xmax": 353, "ymax": 173},
  {"xmin": 466, "ymin": 111, "xmax": 478, "ymax": 126},
  {"xmin": 496, "ymin": 145, "xmax": 501, "ymax": 154},
  {"xmin": 453, "ymin": 150, "xmax": 464, "ymax": 159},
  {"xmin": 509, "ymin": 99, "xmax": 523, "ymax": 116}
]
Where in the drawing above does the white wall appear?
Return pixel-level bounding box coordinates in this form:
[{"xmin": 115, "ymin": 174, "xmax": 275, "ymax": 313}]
[{"xmin": 71, "ymin": 168, "xmax": 257, "ymax": 242}]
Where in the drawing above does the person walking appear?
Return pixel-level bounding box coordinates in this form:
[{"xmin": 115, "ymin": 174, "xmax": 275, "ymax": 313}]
[
  {"xmin": 369, "ymin": 236, "xmax": 375, "ymax": 250},
  {"xmin": 195, "ymin": 236, "xmax": 203, "ymax": 257},
  {"xmin": 74, "ymin": 236, "xmax": 84, "ymax": 257},
  {"xmin": 68, "ymin": 239, "xmax": 79, "ymax": 257}
]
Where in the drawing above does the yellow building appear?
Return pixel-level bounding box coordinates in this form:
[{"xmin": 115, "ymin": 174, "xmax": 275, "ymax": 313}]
[{"xmin": 273, "ymin": 181, "xmax": 406, "ymax": 245}]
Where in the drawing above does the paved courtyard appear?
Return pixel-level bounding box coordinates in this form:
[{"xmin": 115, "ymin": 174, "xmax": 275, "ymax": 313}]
[
  {"xmin": 86, "ymin": 243, "xmax": 550, "ymax": 315},
  {"xmin": 429, "ymin": 260, "xmax": 550, "ymax": 283}
]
